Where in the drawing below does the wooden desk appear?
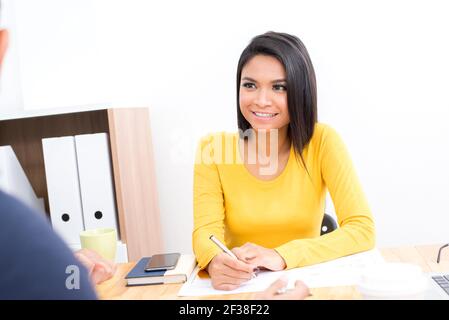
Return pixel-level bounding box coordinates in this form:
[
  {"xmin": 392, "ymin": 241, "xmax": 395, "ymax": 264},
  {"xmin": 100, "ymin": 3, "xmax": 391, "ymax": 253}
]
[{"xmin": 97, "ymin": 244, "xmax": 449, "ymax": 300}]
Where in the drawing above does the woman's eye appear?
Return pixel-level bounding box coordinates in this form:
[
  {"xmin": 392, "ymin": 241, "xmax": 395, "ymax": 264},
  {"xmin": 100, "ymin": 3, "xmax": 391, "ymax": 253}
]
[
  {"xmin": 273, "ymin": 84, "xmax": 287, "ymax": 91},
  {"xmin": 242, "ymin": 82, "xmax": 256, "ymax": 89}
]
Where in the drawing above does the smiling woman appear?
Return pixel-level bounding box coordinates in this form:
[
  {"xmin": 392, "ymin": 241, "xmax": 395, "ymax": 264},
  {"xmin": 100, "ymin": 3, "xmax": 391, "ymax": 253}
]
[
  {"xmin": 236, "ymin": 32, "xmax": 317, "ymax": 173},
  {"xmin": 192, "ymin": 31, "xmax": 375, "ymax": 292}
]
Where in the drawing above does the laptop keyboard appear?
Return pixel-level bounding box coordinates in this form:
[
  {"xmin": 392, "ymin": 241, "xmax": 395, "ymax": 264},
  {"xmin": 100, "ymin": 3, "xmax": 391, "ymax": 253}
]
[{"xmin": 432, "ymin": 275, "xmax": 449, "ymax": 295}]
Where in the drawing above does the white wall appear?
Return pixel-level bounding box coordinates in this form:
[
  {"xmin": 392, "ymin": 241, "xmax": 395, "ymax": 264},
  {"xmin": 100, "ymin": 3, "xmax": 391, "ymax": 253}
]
[
  {"xmin": 0, "ymin": 0, "xmax": 23, "ymax": 110},
  {"xmin": 3, "ymin": 0, "xmax": 449, "ymax": 253},
  {"xmin": 12, "ymin": 0, "xmax": 110, "ymax": 109}
]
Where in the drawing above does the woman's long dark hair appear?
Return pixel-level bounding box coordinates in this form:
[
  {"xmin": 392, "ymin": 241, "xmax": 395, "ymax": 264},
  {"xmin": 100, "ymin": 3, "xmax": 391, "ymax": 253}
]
[{"xmin": 236, "ymin": 32, "xmax": 317, "ymax": 170}]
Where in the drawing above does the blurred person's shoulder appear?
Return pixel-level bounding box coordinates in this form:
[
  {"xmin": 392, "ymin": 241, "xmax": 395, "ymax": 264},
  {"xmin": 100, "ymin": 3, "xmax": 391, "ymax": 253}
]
[{"xmin": 0, "ymin": 190, "xmax": 97, "ymax": 299}]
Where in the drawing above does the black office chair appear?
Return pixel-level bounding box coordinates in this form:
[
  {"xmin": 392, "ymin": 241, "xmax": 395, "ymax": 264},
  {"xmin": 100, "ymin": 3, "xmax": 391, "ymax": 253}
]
[{"xmin": 321, "ymin": 213, "xmax": 338, "ymax": 235}]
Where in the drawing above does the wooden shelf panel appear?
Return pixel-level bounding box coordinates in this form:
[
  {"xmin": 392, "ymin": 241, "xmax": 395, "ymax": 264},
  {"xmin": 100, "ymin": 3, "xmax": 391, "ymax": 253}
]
[{"xmin": 107, "ymin": 108, "xmax": 163, "ymax": 260}]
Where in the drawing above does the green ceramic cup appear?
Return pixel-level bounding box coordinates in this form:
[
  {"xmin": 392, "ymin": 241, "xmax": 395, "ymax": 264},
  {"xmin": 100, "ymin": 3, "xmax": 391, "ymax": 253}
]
[{"xmin": 80, "ymin": 228, "xmax": 117, "ymax": 261}]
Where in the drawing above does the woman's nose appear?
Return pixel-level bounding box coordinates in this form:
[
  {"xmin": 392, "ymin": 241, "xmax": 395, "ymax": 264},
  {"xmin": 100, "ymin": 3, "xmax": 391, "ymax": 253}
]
[{"xmin": 254, "ymin": 88, "xmax": 272, "ymax": 107}]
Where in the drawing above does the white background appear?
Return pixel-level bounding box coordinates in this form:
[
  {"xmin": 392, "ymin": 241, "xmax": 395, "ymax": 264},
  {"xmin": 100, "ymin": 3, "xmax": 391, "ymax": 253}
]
[{"xmin": 1, "ymin": 0, "xmax": 449, "ymax": 254}]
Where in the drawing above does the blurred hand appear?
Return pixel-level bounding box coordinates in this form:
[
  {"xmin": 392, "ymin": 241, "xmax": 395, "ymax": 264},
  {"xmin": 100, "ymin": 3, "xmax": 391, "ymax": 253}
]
[
  {"xmin": 232, "ymin": 242, "xmax": 286, "ymax": 271},
  {"xmin": 74, "ymin": 248, "xmax": 117, "ymax": 285},
  {"xmin": 207, "ymin": 252, "xmax": 257, "ymax": 290},
  {"xmin": 254, "ymin": 276, "xmax": 310, "ymax": 300}
]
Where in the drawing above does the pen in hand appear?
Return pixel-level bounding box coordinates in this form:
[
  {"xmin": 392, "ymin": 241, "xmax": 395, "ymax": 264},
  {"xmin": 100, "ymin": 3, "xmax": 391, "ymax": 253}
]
[{"xmin": 209, "ymin": 235, "xmax": 257, "ymax": 278}]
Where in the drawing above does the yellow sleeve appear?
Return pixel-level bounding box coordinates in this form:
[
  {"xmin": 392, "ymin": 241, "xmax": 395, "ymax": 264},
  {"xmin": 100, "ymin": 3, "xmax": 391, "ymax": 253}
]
[
  {"xmin": 192, "ymin": 135, "xmax": 225, "ymax": 270},
  {"xmin": 275, "ymin": 126, "xmax": 376, "ymax": 269}
]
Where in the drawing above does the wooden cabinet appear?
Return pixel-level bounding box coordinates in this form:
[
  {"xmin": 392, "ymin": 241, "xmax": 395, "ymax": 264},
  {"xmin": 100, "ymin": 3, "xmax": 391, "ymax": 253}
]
[{"xmin": 0, "ymin": 107, "xmax": 163, "ymax": 261}]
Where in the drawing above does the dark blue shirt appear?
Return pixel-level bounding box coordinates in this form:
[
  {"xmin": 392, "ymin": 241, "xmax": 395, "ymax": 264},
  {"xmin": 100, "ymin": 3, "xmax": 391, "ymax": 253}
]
[{"xmin": 0, "ymin": 190, "xmax": 97, "ymax": 299}]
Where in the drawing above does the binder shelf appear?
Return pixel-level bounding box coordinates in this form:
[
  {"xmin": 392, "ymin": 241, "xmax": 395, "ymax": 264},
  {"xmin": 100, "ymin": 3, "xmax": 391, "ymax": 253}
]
[{"xmin": 0, "ymin": 107, "xmax": 163, "ymax": 261}]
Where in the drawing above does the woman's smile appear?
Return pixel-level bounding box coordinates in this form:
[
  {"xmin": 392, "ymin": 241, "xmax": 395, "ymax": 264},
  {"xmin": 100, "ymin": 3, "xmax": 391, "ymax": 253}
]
[{"xmin": 251, "ymin": 111, "xmax": 279, "ymax": 119}]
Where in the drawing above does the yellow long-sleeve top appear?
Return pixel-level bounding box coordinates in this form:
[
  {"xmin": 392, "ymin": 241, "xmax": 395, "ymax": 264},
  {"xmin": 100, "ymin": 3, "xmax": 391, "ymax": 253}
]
[{"xmin": 193, "ymin": 123, "xmax": 375, "ymax": 270}]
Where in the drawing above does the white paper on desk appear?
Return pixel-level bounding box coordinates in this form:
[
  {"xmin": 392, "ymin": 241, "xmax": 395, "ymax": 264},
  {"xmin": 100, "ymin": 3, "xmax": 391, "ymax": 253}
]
[
  {"xmin": 177, "ymin": 248, "xmax": 385, "ymax": 297},
  {"xmin": 283, "ymin": 248, "xmax": 385, "ymax": 289}
]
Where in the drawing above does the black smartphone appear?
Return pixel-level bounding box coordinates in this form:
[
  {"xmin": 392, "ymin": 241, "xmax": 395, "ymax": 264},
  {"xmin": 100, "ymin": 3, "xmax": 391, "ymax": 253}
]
[{"xmin": 145, "ymin": 253, "xmax": 181, "ymax": 272}]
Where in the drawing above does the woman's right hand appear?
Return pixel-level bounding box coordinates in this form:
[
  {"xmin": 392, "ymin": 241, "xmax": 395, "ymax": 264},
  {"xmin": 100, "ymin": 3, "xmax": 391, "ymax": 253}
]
[{"xmin": 207, "ymin": 252, "xmax": 257, "ymax": 290}]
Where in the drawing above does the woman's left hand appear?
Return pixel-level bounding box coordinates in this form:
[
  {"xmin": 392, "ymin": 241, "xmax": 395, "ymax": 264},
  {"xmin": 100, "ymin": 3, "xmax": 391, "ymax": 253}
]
[{"xmin": 232, "ymin": 242, "xmax": 286, "ymax": 271}]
